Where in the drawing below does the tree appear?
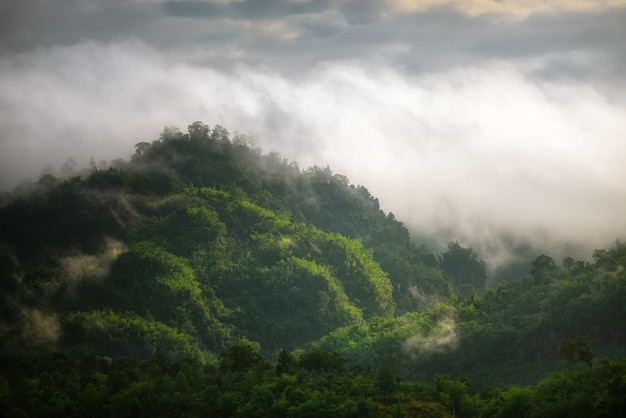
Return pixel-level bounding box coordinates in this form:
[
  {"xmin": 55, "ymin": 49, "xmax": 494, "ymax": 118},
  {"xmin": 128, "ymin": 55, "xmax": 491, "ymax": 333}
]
[
  {"xmin": 297, "ymin": 350, "xmax": 345, "ymax": 374},
  {"xmin": 134, "ymin": 142, "xmax": 151, "ymax": 158},
  {"xmin": 577, "ymin": 338, "xmax": 596, "ymax": 370},
  {"xmin": 558, "ymin": 338, "xmax": 579, "ymax": 368},
  {"xmin": 558, "ymin": 337, "xmax": 596, "ymax": 370},
  {"xmin": 435, "ymin": 375, "xmax": 470, "ymax": 417},
  {"xmin": 61, "ymin": 157, "xmax": 78, "ymax": 177},
  {"xmin": 187, "ymin": 121, "xmax": 210, "ymax": 140},
  {"xmin": 159, "ymin": 125, "xmax": 184, "ymax": 142},
  {"xmin": 211, "ymin": 125, "xmax": 230, "ymax": 142},
  {"xmin": 220, "ymin": 344, "xmax": 269, "ymax": 373},
  {"xmin": 276, "ymin": 349, "xmax": 295, "ymax": 375},
  {"xmin": 439, "ymin": 242, "xmax": 487, "ymax": 295},
  {"xmin": 376, "ymin": 353, "xmax": 398, "ymax": 396},
  {"xmin": 562, "ymin": 256, "xmax": 575, "ymax": 272},
  {"xmin": 530, "ymin": 254, "xmax": 557, "ymax": 283}
]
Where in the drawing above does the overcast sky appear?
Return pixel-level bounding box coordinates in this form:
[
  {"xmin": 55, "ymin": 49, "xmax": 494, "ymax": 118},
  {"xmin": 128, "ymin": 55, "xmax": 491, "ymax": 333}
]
[{"xmin": 1, "ymin": 0, "xmax": 625, "ymax": 270}]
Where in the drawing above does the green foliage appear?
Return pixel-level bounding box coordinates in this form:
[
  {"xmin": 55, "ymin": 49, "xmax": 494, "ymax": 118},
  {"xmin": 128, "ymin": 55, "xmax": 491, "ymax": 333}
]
[
  {"xmin": 2, "ymin": 121, "xmax": 626, "ymax": 416},
  {"xmin": 312, "ymin": 312, "xmax": 435, "ymax": 371},
  {"xmin": 377, "ymin": 353, "xmax": 399, "ymax": 396},
  {"xmin": 2, "ymin": 350, "xmax": 624, "ymax": 418},
  {"xmin": 559, "ymin": 337, "xmax": 596, "ymax": 370},
  {"xmin": 308, "ymin": 240, "xmax": 626, "ymax": 388},
  {"xmin": 62, "ymin": 310, "xmax": 212, "ymax": 362},
  {"xmin": 220, "ymin": 344, "xmax": 270, "ymax": 373},
  {"xmin": 439, "ymin": 241, "xmax": 487, "ymax": 295},
  {"xmin": 434, "ymin": 375, "xmax": 475, "ymax": 417},
  {"xmin": 0, "ymin": 122, "xmax": 424, "ymax": 363},
  {"xmin": 529, "ymin": 254, "xmax": 559, "ymax": 284}
]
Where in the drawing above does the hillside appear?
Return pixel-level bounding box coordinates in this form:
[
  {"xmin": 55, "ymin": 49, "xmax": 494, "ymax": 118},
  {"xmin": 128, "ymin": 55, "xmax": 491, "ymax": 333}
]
[
  {"xmin": 1, "ymin": 122, "xmax": 625, "ymax": 417},
  {"xmin": 0, "ymin": 123, "xmax": 445, "ymax": 360}
]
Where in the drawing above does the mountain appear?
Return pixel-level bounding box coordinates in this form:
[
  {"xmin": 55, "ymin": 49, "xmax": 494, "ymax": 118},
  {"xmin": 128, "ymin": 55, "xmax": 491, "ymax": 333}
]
[
  {"xmin": 1, "ymin": 122, "xmax": 625, "ymax": 417},
  {"xmin": 0, "ymin": 122, "xmax": 446, "ymax": 362}
]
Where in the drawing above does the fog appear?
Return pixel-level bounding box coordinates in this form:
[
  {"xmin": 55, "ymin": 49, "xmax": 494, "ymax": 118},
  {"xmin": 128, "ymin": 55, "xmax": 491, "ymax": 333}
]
[
  {"xmin": 403, "ymin": 313, "xmax": 458, "ymax": 359},
  {"xmin": 1, "ymin": 39, "xmax": 625, "ymax": 271}
]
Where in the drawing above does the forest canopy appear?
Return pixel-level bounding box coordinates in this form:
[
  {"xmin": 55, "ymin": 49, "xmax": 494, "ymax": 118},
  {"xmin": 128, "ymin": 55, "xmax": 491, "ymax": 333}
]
[{"xmin": 1, "ymin": 122, "xmax": 625, "ymax": 417}]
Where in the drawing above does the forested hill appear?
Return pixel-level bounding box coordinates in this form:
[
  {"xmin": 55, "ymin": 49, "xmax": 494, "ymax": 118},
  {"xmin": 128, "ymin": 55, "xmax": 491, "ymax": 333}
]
[
  {"xmin": 1, "ymin": 122, "xmax": 626, "ymax": 417},
  {"xmin": 0, "ymin": 122, "xmax": 446, "ymax": 361}
]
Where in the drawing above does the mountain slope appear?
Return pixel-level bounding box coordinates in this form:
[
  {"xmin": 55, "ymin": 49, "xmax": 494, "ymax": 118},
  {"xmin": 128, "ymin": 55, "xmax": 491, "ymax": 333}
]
[
  {"xmin": 0, "ymin": 122, "xmax": 444, "ymax": 361},
  {"xmin": 1, "ymin": 122, "xmax": 625, "ymax": 392}
]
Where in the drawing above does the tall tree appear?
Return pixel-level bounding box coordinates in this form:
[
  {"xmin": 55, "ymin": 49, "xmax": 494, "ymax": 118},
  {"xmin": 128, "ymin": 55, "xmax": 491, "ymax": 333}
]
[
  {"xmin": 376, "ymin": 353, "xmax": 398, "ymax": 396},
  {"xmin": 439, "ymin": 242, "xmax": 487, "ymax": 295}
]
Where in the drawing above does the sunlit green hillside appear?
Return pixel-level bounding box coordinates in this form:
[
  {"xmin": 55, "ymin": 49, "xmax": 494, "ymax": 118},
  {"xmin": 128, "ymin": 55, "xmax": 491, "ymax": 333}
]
[{"xmin": 1, "ymin": 122, "xmax": 625, "ymax": 417}]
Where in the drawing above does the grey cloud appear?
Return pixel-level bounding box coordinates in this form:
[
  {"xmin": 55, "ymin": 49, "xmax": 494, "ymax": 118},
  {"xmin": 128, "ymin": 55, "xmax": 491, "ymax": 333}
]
[
  {"xmin": 161, "ymin": 0, "xmax": 334, "ymax": 20},
  {"xmin": 154, "ymin": 3, "xmax": 626, "ymax": 87},
  {"xmin": 3, "ymin": 0, "xmax": 624, "ymax": 88},
  {"xmin": 466, "ymin": 8, "xmax": 626, "ymax": 59},
  {"xmin": 291, "ymin": 11, "xmax": 350, "ymax": 39},
  {"xmin": 364, "ymin": 6, "xmax": 626, "ymax": 80},
  {"xmin": 0, "ymin": 0, "xmax": 159, "ymax": 52},
  {"xmin": 338, "ymin": 0, "xmax": 387, "ymax": 25}
]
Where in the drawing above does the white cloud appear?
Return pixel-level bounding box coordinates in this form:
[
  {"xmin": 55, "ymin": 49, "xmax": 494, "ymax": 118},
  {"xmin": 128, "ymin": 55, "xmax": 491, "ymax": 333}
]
[{"xmin": 1, "ymin": 40, "xmax": 624, "ymax": 268}]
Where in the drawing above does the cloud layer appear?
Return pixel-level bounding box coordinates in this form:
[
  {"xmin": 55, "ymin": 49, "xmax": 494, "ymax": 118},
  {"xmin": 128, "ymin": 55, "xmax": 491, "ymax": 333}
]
[
  {"xmin": 1, "ymin": 40, "xmax": 625, "ymax": 269},
  {"xmin": 1, "ymin": 1, "xmax": 625, "ymax": 272}
]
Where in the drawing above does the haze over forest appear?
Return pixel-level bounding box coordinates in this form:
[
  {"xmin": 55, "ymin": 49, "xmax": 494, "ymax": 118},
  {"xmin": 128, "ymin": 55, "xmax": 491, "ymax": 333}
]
[
  {"xmin": 2, "ymin": 117, "xmax": 626, "ymax": 417},
  {"xmin": 2, "ymin": 0, "xmax": 626, "ymax": 271}
]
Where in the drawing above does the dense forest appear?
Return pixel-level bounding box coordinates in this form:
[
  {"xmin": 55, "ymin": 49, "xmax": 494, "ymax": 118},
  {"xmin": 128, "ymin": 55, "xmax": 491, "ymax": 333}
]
[{"xmin": 1, "ymin": 122, "xmax": 625, "ymax": 417}]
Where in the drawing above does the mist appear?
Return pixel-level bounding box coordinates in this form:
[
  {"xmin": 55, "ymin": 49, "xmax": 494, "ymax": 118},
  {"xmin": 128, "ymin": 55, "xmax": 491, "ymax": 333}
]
[
  {"xmin": 62, "ymin": 237, "xmax": 127, "ymax": 284},
  {"xmin": 1, "ymin": 40, "xmax": 625, "ymax": 271},
  {"xmin": 19, "ymin": 308, "xmax": 60, "ymax": 347},
  {"xmin": 403, "ymin": 314, "xmax": 459, "ymax": 359}
]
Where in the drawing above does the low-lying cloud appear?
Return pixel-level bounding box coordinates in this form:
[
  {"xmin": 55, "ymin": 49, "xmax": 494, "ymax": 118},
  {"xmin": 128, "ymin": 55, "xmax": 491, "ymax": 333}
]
[
  {"xmin": 19, "ymin": 308, "xmax": 60, "ymax": 346},
  {"xmin": 403, "ymin": 310, "xmax": 459, "ymax": 359},
  {"xmin": 62, "ymin": 237, "xmax": 127, "ymax": 284},
  {"xmin": 1, "ymin": 40, "xmax": 625, "ymax": 270}
]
